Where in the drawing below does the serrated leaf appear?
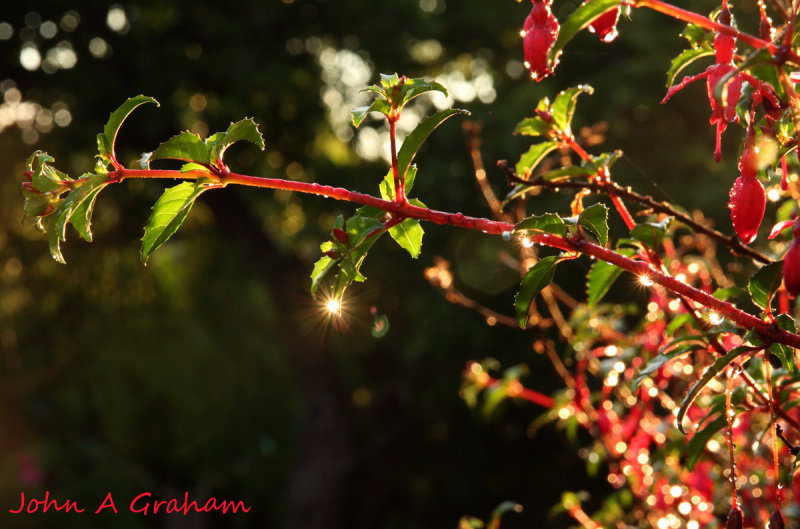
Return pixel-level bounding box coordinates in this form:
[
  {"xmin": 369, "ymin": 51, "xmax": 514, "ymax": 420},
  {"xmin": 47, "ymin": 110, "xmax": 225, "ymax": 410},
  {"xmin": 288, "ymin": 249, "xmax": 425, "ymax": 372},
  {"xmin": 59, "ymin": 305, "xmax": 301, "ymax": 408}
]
[
  {"xmin": 310, "ymin": 255, "xmax": 337, "ymax": 298},
  {"xmin": 548, "ymin": 0, "xmax": 621, "ymax": 64},
  {"xmin": 681, "ymin": 24, "xmax": 714, "ymax": 49},
  {"xmin": 551, "ymin": 85, "xmax": 594, "ymax": 133},
  {"xmin": 513, "ymin": 213, "xmax": 566, "ymax": 238},
  {"xmin": 584, "ymin": 149, "xmax": 624, "ymax": 173},
  {"xmin": 578, "ymin": 203, "xmax": 608, "ymax": 247},
  {"xmin": 389, "ymin": 218, "xmax": 424, "ymax": 258},
  {"xmin": 630, "ymin": 218, "xmax": 671, "ymax": 249},
  {"xmin": 397, "ymin": 78, "xmax": 448, "ymax": 109},
  {"xmin": 396, "ymin": 108, "xmax": 469, "ymax": 183},
  {"xmin": 140, "ymin": 181, "xmax": 209, "ymax": 263},
  {"xmin": 770, "ymin": 314, "xmax": 797, "ymax": 374},
  {"xmin": 515, "ymin": 256, "xmax": 560, "ymax": 328},
  {"xmin": 666, "ymin": 48, "xmax": 714, "ymax": 87},
  {"xmin": 332, "ymin": 215, "xmax": 387, "ymax": 297},
  {"xmin": 207, "ymin": 118, "xmax": 265, "ymax": 166},
  {"xmin": 352, "ymin": 99, "xmax": 392, "ymax": 127},
  {"xmin": 149, "ymin": 131, "xmax": 210, "ymax": 165},
  {"xmin": 748, "ymin": 261, "xmax": 784, "ymax": 313},
  {"xmin": 515, "ymin": 141, "xmax": 559, "ymax": 177},
  {"xmin": 100, "ymin": 95, "xmax": 159, "ymax": 163},
  {"xmin": 686, "ymin": 416, "xmax": 727, "ymax": 470},
  {"xmin": 513, "ymin": 116, "xmax": 553, "ymax": 137},
  {"xmin": 66, "ymin": 174, "xmax": 110, "ymax": 242},
  {"xmin": 586, "ymin": 247, "xmax": 634, "ymax": 307},
  {"xmin": 676, "ymin": 345, "xmax": 753, "ymax": 434}
]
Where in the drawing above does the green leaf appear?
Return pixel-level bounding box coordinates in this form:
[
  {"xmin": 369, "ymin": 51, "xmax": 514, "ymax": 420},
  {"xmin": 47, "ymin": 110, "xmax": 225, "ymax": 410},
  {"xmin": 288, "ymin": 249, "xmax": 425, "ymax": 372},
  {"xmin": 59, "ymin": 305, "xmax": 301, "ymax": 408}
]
[
  {"xmin": 551, "ymin": 85, "xmax": 594, "ymax": 133},
  {"xmin": 748, "ymin": 261, "xmax": 784, "ymax": 313},
  {"xmin": 396, "ymin": 108, "xmax": 469, "ymax": 183},
  {"xmin": 207, "ymin": 118, "xmax": 265, "ymax": 166},
  {"xmin": 140, "ymin": 181, "xmax": 210, "ymax": 263},
  {"xmin": 181, "ymin": 162, "xmax": 212, "ymax": 173},
  {"xmin": 515, "ymin": 256, "xmax": 560, "ymax": 328},
  {"xmin": 583, "ymin": 149, "xmax": 624, "ymax": 173},
  {"xmin": 630, "ymin": 218, "xmax": 671, "ymax": 250},
  {"xmin": 676, "ymin": 345, "xmax": 753, "ymax": 434},
  {"xmin": 380, "ymin": 166, "xmax": 418, "ymax": 201},
  {"xmin": 389, "ymin": 218, "xmax": 424, "ymax": 258},
  {"xmin": 514, "ymin": 117, "xmax": 552, "ymax": 137},
  {"xmin": 681, "ymin": 24, "xmax": 714, "ymax": 49},
  {"xmin": 332, "ymin": 215, "xmax": 387, "ymax": 297},
  {"xmin": 666, "ymin": 48, "xmax": 714, "ymax": 87},
  {"xmin": 100, "ymin": 95, "xmax": 159, "ymax": 163},
  {"xmin": 310, "ymin": 254, "xmax": 337, "ymax": 298},
  {"xmin": 770, "ymin": 314, "xmax": 798, "ymax": 374},
  {"xmin": 66, "ymin": 174, "xmax": 110, "ymax": 242},
  {"xmin": 686, "ymin": 416, "xmax": 727, "ymax": 470},
  {"xmin": 515, "ymin": 141, "xmax": 559, "ymax": 177},
  {"xmin": 712, "ymin": 286, "xmax": 745, "ymax": 301},
  {"xmin": 548, "ymin": 0, "xmax": 621, "ymax": 64},
  {"xmin": 396, "ymin": 78, "xmax": 448, "ymax": 108},
  {"xmin": 147, "ymin": 131, "xmax": 210, "ymax": 165},
  {"xmin": 586, "ymin": 247, "xmax": 635, "ymax": 307},
  {"xmin": 578, "ymin": 203, "xmax": 608, "ymax": 247},
  {"xmin": 352, "ymin": 99, "xmax": 393, "ymax": 127},
  {"xmin": 513, "ymin": 213, "xmax": 567, "ymax": 238}
]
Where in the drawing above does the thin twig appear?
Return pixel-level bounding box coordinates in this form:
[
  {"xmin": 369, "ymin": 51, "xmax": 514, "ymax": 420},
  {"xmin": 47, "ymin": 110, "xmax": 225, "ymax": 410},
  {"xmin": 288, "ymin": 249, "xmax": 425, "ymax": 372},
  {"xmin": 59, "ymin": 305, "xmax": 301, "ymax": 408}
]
[{"xmin": 497, "ymin": 160, "xmax": 773, "ymax": 264}]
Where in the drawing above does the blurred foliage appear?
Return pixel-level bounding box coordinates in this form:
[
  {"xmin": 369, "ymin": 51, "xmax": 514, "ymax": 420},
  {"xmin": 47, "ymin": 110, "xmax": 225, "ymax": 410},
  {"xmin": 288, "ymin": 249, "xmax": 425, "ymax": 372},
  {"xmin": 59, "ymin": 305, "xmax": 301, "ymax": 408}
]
[{"xmin": 0, "ymin": 0, "xmax": 727, "ymax": 528}]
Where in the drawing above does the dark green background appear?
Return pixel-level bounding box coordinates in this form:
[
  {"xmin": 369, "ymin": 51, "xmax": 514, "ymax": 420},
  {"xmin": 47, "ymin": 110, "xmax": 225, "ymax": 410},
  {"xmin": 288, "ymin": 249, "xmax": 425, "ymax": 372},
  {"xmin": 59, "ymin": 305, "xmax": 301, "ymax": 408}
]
[{"xmin": 0, "ymin": 1, "xmax": 732, "ymax": 528}]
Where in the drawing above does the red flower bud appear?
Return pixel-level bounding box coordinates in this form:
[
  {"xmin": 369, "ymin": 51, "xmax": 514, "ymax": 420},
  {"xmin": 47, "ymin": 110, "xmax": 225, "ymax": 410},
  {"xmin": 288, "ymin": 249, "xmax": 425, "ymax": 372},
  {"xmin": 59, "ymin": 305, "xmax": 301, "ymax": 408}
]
[
  {"xmin": 23, "ymin": 170, "xmax": 34, "ymax": 181},
  {"xmin": 726, "ymin": 506, "xmax": 742, "ymax": 529},
  {"xmin": 768, "ymin": 509, "xmax": 785, "ymax": 529},
  {"xmin": 728, "ymin": 145, "xmax": 765, "ymax": 244},
  {"xmin": 332, "ymin": 227, "xmax": 349, "ymax": 244},
  {"xmin": 783, "ymin": 219, "xmax": 800, "ymax": 298},
  {"xmin": 522, "ymin": 0, "xmax": 560, "ymax": 82},
  {"xmin": 585, "ymin": 1, "xmax": 620, "ymax": 43},
  {"xmin": 325, "ymin": 249, "xmax": 341, "ymax": 259}
]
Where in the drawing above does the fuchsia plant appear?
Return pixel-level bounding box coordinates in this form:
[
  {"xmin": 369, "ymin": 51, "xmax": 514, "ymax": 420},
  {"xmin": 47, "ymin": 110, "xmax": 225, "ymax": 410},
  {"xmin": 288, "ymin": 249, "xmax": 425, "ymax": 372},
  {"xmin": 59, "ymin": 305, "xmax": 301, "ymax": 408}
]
[{"xmin": 19, "ymin": 0, "xmax": 800, "ymax": 526}]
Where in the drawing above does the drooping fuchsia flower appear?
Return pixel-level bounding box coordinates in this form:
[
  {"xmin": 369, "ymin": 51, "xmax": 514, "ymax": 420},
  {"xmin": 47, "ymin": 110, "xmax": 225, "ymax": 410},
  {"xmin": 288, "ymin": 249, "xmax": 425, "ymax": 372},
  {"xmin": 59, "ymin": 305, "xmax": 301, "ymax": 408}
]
[
  {"xmin": 783, "ymin": 218, "xmax": 800, "ymax": 298},
  {"xmin": 661, "ymin": 3, "xmax": 774, "ymax": 162},
  {"xmin": 522, "ymin": 0, "xmax": 560, "ymax": 81},
  {"xmin": 728, "ymin": 125, "xmax": 765, "ymax": 244}
]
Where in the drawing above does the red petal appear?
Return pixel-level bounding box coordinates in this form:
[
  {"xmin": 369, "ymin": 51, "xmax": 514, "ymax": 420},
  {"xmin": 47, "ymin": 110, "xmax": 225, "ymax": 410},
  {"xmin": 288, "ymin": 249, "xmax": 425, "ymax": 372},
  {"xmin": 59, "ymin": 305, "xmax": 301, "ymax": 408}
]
[{"xmin": 768, "ymin": 220, "xmax": 794, "ymax": 240}]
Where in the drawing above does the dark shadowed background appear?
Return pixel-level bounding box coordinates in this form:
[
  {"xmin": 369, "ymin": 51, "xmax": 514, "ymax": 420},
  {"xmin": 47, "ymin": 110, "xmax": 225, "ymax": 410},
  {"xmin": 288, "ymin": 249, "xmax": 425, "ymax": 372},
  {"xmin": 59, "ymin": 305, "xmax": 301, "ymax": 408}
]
[{"xmin": 0, "ymin": 1, "xmax": 731, "ymax": 528}]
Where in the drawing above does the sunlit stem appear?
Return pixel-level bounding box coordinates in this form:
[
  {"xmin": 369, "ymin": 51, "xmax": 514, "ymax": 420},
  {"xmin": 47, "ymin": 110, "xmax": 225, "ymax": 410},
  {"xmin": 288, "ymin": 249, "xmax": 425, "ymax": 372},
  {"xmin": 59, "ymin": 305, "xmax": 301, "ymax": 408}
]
[
  {"xmin": 725, "ymin": 364, "xmax": 739, "ymax": 508},
  {"xmin": 562, "ymin": 134, "xmax": 635, "ymax": 231},
  {"xmin": 388, "ymin": 114, "xmax": 406, "ymax": 204},
  {"xmin": 631, "ymin": 0, "xmax": 800, "ymax": 64},
  {"xmin": 765, "ymin": 350, "xmax": 784, "ymax": 506}
]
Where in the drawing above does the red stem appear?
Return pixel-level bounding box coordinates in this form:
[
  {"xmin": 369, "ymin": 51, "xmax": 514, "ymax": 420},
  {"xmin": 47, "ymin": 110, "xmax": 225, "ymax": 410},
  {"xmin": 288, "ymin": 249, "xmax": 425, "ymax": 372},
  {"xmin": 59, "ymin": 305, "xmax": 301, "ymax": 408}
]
[
  {"xmin": 389, "ymin": 117, "xmax": 405, "ymax": 203},
  {"xmin": 111, "ymin": 167, "xmax": 800, "ymax": 349},
  {"xmin": 633, "ymin": 0, "xmax": 800, "ymax": 64},
  {"xmin": 563, "ymin": 135, "xmax": 636, "ymax": 231}
]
